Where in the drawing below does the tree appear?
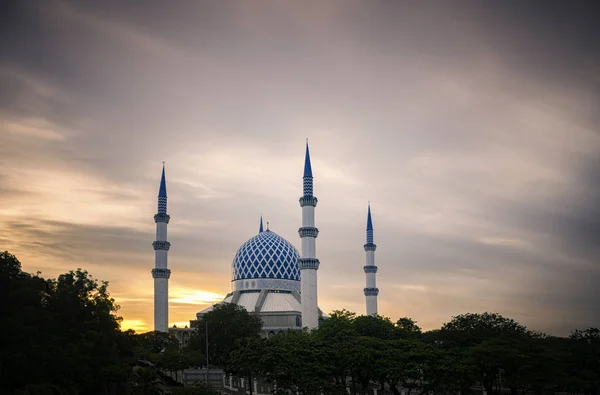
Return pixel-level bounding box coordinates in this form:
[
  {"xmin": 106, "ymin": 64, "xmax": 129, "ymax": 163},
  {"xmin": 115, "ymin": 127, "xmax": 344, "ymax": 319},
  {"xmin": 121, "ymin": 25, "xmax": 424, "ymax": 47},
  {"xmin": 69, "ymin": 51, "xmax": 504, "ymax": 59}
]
[
  {"xmin": 228, "ymin": 337, "xmax": 267, "ymax": 395},
  {"xmin": 345, "ymin": 336, "xmax": 381, "ymax": 394},
  {"xmin": 0, "ymin": 251, "xmax": 135, "ymax": 394},
  {"xmin": 135, "ymin": 331, "xmax": 182, "ymax": 365},
  {"xmin": 396, "ymin": 317, "xmax": 422, "ymax": 338},
  {"xmin": 353, "ymin": 314, "xmax": 397, "ymax": 340},
  {"xmin": 261, "ymin": 331, "xmax": 339, "ymax": 395},
  {"xmin": 187, "ymin": 303, "xmax": 263, "ymax": 370},
  {"xmin": 568, "ymin": 328, "xmax": 600, "ymax": 395},
  {"xmin": 438, "ymin": 313, "xmax": 531, "ymax": 394},
  {"xmin": 6, "ymin": 251, "xmax": 598, "ymax": 395},
  {"xmin": 131, "ymin": 367, "xmax": 162, "ymax": 395},
  {"xmin": 136, "ymin": 331, "xmax": 181, "ymax": 355},
  {"xmin": 0, "ymin": 251, "xmax": 53, "ymax": 391},
  {"xmin": 421, "ymin": 344, "xmax": 476, "ymax": 395},
  {"xmin": 381, "ymin": 339, "xmax": 430, "ymax": 395},
  {"xmin": 440, "ymin": 312, "xmax": 530, "ymax": 347},
  {"xmin": 181, "ymin": 347, "xmax": 206, "ymax": 370},
  {"xmin": 315, "ymin": 309, "xmax": 357, "ymax": 342},
  {"xmin": 313, "ymin": 311, "xmax": 356, "ymax": 390}
]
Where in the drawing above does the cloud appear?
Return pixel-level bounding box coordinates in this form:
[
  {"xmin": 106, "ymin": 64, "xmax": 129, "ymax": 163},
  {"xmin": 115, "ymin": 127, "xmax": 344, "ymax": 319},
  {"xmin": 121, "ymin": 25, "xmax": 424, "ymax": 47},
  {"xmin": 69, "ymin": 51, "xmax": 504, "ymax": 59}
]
[{"xmin": 1, "ymin": 0, "xmax": 598, "ymax": 334}]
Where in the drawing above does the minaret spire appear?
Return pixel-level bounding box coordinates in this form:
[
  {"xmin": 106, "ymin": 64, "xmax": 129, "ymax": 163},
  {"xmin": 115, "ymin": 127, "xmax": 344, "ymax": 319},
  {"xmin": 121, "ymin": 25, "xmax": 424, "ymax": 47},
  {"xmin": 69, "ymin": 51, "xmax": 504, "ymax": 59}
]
[
  {"xmin": 158, "ymin": 162, "xmax": 167, "ymax": 213},
  {"xmin": 366, "ymin": 201, "xmax": 373, "ymax": 243},
  {"xmin": 363, "ymin": 202, "xmax": 379, "ymax": 316},
  {"xmin": 152, "ymin": 163, "xmax": 171, "ymax": 332},
  {"xmin": 259, "ymin": 215, "xmax": 264, "ymax": 233},
  {"xmin": 298, "ymin": 139, "xmax": 320, "ymax": 329},
  {"xmin": 303, "ymin": 139, "xmax": 313, "ymax": 197}
]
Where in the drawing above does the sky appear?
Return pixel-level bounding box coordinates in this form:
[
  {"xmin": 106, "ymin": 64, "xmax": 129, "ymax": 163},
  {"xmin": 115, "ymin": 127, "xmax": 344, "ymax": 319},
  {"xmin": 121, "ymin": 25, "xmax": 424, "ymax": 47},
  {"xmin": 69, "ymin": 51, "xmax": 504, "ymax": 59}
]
[{"xmin": 1, "ymin": 0, "xmax": 599, "ymax": 336}]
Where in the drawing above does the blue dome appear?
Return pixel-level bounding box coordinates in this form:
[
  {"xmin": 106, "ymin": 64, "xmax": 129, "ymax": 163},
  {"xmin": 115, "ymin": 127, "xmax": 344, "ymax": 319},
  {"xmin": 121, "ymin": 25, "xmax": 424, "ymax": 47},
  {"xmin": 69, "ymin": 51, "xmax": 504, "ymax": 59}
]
[{"xmin": 232, "ymin": 230, "xmax": 300, "ymax": 282}]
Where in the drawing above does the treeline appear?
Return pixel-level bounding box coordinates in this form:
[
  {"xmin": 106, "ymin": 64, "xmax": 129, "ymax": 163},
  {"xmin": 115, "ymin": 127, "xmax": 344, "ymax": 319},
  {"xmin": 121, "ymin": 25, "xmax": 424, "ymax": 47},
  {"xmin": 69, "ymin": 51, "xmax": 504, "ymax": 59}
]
[
  {"xmin": 223, "ymin": 310, "xmax": 600, "ymax": 395},
  {"xmin": 2, "ymin": 251, "xmax": 599, "ymax": 395},
  {"xmin": 0, "ymin": 252, "xmax": 213, "ymax": 395}
]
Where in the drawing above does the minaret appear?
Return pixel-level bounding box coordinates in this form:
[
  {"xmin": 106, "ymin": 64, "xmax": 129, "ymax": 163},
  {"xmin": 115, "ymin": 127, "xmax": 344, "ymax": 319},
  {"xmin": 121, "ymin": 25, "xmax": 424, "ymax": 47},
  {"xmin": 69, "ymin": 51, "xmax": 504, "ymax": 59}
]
[
  {"xmin": 298, "ymin": 140, "xmax": 320, "ymax": 329},
  {"xmin": 364, "ymin": 202, "xmax": 379, "ymax": 316},
  {"xmin": 152, "ymin": 163, "xmax": 171, "ymax": 332}
]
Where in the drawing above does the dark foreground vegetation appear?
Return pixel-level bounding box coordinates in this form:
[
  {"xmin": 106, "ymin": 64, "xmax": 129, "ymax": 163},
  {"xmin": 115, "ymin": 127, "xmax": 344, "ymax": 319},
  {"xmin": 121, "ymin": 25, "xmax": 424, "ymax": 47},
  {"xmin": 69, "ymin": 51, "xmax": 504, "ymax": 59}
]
[{"xmin": 1, "ymin": 251, "xmax": 599, "ymax": 395}]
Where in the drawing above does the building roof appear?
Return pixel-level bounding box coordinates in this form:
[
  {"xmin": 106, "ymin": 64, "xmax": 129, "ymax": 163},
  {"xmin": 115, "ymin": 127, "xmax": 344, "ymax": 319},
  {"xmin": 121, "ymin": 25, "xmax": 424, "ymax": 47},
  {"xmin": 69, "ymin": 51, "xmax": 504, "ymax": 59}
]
[
  {"xmin": 232, "ymin": 229, "xmax": 301, "ymax": 284},
  {"xmin": 196, "ymin": 290, "xmax": 301, "ymax": 315},
  {"xmin": 261, "ymin": 292, "xmax": 300, "ymax": 312}
]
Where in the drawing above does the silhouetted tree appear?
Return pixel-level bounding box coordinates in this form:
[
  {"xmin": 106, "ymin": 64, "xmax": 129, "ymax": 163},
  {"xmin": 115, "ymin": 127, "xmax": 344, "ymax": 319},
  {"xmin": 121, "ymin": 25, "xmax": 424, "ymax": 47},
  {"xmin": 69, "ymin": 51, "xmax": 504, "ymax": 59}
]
[
  {"xmin": 187, "ymin": 302, "xmax": 263, "ymax": 370},
  {"xmin": 0, "ymin": 251, "xmax": 135, "ymax": 394}
]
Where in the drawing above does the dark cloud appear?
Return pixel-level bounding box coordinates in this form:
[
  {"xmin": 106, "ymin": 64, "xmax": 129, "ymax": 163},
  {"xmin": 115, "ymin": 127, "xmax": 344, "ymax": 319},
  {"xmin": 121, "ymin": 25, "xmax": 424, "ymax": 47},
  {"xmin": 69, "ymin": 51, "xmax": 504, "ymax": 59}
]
[
  {"xmin": 1, "ymin": 0, "xmax": 599, "ymax": 333},
  {"xmin": 1, "ymin": 217, "xmax": 241, "ymax": 276}
]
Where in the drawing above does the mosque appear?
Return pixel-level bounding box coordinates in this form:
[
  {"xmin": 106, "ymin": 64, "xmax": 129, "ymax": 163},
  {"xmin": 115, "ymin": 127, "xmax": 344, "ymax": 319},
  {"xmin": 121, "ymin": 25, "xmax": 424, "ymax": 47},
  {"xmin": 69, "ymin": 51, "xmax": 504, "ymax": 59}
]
[{"xmin": 151, "ymin": 142, "xmax": 380, "ymax": 338}]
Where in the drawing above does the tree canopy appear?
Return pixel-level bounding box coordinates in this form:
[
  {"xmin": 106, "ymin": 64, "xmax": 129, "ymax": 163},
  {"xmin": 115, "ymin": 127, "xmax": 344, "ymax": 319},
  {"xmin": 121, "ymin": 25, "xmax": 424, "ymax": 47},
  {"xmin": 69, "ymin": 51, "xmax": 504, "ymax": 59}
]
[
  {"xmin": 1, "ymin": 251, "xmax": 135, "ymax": 394},
  {"xmin": 225, "ymin": 310, "xmax": 600, "ymax": 395},
  {"xmin": 3, "ymin": 250, "xmax": 600, "ymax": 395},
  {"xmin": 187, "ymin": 302, "xmax": 263, "ymax": 371}
]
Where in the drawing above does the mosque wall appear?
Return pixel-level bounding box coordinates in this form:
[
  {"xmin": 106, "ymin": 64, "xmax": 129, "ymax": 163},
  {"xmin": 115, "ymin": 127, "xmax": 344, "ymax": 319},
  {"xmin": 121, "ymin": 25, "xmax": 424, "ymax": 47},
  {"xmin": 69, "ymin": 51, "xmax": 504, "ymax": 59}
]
[{"xmin": 260, "ymin": 312, "xmax": 301, "ymax": 329}]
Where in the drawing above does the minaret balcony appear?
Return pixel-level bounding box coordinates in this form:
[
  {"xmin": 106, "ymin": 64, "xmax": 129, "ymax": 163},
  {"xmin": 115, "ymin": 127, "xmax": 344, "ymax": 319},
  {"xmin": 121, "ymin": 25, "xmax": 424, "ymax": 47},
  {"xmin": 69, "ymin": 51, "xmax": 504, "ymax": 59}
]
[
  {"xmin": 364, "ymin": 287, "xmax": 379, "ymax": 296},
  {"xmin": 363, "ymin": 265, "xmax": 378, "ymax": 274},
  {"xmin": 299, "ymin": 196, "xmax": 318, "ymax": 207},
  {"xmin": 152, "ymin": 268, "xmax": 171, "ymax": 279},
  {"xmin": 364, "ymin": 243, "xmax": 377, "ymax": 251},
  {"xmin": 153, "ymin": 241, "xmax": 171, "ymax": 251},
  {"xmin": 298, "ymin": 227, "xmax": 319, "ymax": 238},
  {"xmin": 298, "ymin": 258, "xmax": 320, "ymax": 270},
  {"xmin": 154, "ymin": 213, "xmax": 171, "ymax": 223}
]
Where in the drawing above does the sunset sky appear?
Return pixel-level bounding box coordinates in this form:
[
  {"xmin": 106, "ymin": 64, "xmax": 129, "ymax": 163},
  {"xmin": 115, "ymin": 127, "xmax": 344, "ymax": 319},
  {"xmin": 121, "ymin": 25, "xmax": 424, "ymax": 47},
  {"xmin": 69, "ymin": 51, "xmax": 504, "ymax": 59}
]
[{"xmin": 1, "ymin": 1, "xmax": 598, "ymax": 335}]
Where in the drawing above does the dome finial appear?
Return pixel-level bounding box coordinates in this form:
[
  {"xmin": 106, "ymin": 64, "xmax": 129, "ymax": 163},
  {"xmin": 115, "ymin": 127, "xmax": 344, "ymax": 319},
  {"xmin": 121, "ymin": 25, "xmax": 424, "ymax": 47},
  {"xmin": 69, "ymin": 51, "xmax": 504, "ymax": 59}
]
[
  {"xmin": 259, "ymin": 214, "xmax": 264, "ymax": 233},
  {"xmin": 266, "ymin": 221, "xmax": 270, "ymax": 231}
]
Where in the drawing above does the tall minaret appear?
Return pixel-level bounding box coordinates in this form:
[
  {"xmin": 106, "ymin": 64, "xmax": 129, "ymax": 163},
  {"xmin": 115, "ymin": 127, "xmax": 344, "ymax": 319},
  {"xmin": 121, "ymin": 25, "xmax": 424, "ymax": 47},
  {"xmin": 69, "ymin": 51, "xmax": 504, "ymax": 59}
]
[
  {"xmin": 298, "ymin": 140, "xmax": 320, "ymax": 329},
  {"xmin": 364, "ymin": 202, "xmax": 379, "ymax": 316},
  {"xmin": 152, "ymin": 163, "xmax": 171, "ymax": 332}
]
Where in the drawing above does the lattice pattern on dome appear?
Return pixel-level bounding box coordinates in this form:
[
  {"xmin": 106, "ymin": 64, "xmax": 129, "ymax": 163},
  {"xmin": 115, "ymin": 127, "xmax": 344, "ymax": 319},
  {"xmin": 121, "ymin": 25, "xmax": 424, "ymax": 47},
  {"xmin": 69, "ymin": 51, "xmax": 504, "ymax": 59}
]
[{"xmin": 232, "ymin": 230, "xmax": 301, "ymax": 281}]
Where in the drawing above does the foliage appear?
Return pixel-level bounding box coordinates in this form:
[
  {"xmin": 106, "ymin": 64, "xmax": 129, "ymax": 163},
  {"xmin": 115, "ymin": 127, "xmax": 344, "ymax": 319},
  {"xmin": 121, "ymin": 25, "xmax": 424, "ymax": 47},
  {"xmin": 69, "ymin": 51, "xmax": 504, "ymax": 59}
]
[
  {"xmin": 228, "ymin": 309, "xmax": 600, "ymax": 395},
  {"xmin": 3, "ymin": 250, "xmax": 600, "ymax": 395},
  {"xmin": 228, "ymin": 337, "xmax": 266, "ymax": 383},
  {"xmin": 440, "ymin": 312, "xmax": 530, "ymax": 347},
  {"xmin": 396, "ymin": 317, "xmax": 422, "ymax": 338},
  {"xmin": 353, "ymin": 314, "xmax": 398, "ymax": 339},
  {"xmin": 131, "ymin": 366, "xmax": 161, "ymax": 395},
  {"xmin": 0, "ymin": 251, "xmax": 135, "ymax": 394},
  {"xmin": 187, "ymin": 302, "xmax": 263, "ymax": 371},
  {"xmin": 568, "ymin": 328, "xmax": 600, "ymax": 395},
  {"xmin": 260, "ymin": 330, "xmax": 340, "ymax": 395}
]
